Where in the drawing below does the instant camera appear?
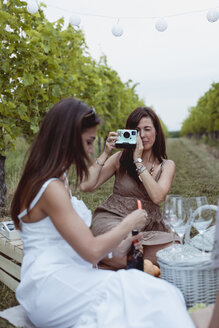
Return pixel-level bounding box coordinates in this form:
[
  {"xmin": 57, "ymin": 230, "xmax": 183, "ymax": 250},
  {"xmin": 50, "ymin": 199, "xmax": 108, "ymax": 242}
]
[{"xmin": 115, "ymin": 129, "xmax": 137, "ymax": 149}]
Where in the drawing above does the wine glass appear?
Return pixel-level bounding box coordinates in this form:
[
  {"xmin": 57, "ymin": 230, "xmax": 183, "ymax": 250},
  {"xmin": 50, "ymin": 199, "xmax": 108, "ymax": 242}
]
[
  {"xmin": 168, "ymin": 197, "xmax": 187, "ymax": 246},
  {"xmin": 189, "ymin": 196, "xmax": 213, "ymax": 254},
  {"xmin": 162, "ymin": 195, "xmax": 184, "ymax": 251},
  {"xmin": 174, "ymin": 219, "xmax": 188, "ymax": 246},
  {"xmin": 188, "ymin": 196, "xmax": 208, "ymax": 221}
]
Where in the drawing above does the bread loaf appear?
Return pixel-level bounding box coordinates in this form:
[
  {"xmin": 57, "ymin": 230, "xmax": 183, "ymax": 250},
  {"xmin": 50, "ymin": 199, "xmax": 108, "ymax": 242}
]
[{"xmin": 144, "ymin": 259, "xmax": 160, "ymax": 277}]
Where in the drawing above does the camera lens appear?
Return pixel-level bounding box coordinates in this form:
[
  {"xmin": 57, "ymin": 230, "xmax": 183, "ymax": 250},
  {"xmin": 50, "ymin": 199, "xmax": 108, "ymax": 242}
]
[
  {"xmin": 132, "ymin": 131, "xmax": 136, "ymax": 135},
  {"xmin": 123, "ymin": 131, "xmax": 130, "ymax": 138}
]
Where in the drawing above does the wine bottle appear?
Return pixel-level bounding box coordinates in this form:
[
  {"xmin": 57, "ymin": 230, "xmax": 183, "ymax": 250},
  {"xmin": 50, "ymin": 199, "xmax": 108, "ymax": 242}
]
[{"xmin": 126, "ymin": 230, "xmax": 143, "ymax": 271}]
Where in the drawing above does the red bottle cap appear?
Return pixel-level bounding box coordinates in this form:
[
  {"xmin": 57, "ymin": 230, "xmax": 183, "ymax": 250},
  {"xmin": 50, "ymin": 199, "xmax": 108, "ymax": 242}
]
[{"xmin": 137, "ymin": 199, "xmax": 142, "ymax": 209}]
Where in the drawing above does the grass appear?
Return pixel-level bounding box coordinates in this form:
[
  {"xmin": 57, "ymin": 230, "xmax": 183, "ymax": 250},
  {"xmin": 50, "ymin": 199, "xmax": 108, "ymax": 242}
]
[
  {"xmin": 0, "ymin": 137, "xmax": 218, "ymax": 326},
  {"xmin": 167, "ymin": 138, "xmax": 219, "ymax": 205},
  {"xmin": 4, "ymin": 138, "xmax": 29, "ymax": 214}
]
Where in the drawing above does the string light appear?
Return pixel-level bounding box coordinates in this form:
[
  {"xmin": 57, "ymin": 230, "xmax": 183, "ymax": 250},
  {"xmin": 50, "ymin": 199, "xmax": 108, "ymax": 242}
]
[
  {"xmin": 26, "ymin": 3, "xmax": 219, "ymax": 36},
  {"xmin": 206, "ymin": 8, "xmax": 219, "ymax": 22},
  {"xmin": 69, "ymin": 15, "xmax": 81, "ymax": 27},
  {"xmin": 112, "ymin": 19, "xmax": 124, "ymax": 37},
  {"xmin": 26, "ymin": 0, "xmax": 38, "ymax": 14},
  {"xmin": 155, "ymin": 18, "xmax": 168, "ymax": 32},
  {"xmin": 44, "ymin": 3, "xmax": 219, "ymax": 20}
]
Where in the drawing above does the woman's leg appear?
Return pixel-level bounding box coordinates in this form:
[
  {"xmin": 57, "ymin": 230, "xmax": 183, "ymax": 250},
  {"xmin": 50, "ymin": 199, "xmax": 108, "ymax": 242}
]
[{"xmin": 143, "ymin": 242, "xmax": 178, "ymax": 265}]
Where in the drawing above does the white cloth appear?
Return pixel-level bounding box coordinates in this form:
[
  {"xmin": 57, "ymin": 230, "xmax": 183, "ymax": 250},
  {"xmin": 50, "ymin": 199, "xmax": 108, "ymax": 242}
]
[
  {"xmin": 16, "ymin": 179, "xmax": 195, "ymax": 328},
  {"xmin": 0, "ymin": 305, "xmax": 35, "ymax": 328}
]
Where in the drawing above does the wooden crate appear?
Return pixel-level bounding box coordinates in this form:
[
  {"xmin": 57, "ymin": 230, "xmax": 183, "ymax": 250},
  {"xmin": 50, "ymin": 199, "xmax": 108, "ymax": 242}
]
[{"xmin": 0, "ymin": 233, "xmax": 23, "ymax": 291}]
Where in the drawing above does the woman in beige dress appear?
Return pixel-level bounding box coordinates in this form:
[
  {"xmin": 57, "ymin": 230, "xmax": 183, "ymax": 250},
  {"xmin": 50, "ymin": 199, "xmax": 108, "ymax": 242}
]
[{"xmin": 81, "ymin": 106, "xmax": 176, "ymax": 269}]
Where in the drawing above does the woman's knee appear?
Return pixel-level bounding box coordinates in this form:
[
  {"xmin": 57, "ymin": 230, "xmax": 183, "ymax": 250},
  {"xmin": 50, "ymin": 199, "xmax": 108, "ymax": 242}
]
[{"xmin": 143, "ymin": 242, "xmax": 174, "ymax": 265}]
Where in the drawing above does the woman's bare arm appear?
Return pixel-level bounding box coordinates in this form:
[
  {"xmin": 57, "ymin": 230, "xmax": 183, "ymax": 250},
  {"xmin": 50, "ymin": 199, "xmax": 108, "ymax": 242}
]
[
  {"xmin": 133, "ymin": 133, "xmax": 175, "ymax": 204},
  {"xmin": 80, "ymin": 151, "xmax": 121, "ymax": 192},
  {"xmin": 40, "ymin": 181, "xmax": 147, "ymax": 265},
  {"xmin": 138, "ymin": 160, "xmax": 176, "ymax": 204}
]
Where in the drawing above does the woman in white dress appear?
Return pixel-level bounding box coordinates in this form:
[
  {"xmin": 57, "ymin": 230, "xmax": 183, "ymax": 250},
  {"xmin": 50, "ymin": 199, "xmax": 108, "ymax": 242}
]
[{"xmin": 11, "ymin": 97, "xmax": 194, "ymax": 328}]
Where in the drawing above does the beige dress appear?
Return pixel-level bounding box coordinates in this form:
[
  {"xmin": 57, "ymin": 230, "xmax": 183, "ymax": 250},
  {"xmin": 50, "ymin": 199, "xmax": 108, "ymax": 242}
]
[{"xmin": 92, "ymin": 161, "xmax": 173, "ymax": 246}]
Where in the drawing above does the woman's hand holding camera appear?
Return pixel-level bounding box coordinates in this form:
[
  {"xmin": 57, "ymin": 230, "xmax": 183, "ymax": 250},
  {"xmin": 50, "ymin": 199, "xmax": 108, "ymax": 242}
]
[
  {"xmin": 133, "ymin": 133, "xmax": 144, "ymax": 162},
  {"xmin": 105, "ymin": 131, "xmax": 117, "ymax": 155}
]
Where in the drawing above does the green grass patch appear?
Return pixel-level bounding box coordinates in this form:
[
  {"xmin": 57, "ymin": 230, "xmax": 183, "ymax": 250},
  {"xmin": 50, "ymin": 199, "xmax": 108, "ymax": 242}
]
[
  {"xmin": 5, "ymin": 137, "xmax": 29, "ymax": 212},
  {"xmin": 167, "ymin": 138, "xmax": 219, "ymax": 205}
]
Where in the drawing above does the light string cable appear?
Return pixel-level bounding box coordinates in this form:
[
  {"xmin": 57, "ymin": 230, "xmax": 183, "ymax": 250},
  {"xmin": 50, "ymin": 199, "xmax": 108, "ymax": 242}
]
[
  {"xmin": 43, "ymin": 4, "xmax": 219, "ymax": 21},
  {"xmin": 27, "ymin": 1, "xmax": 219, "ymax": 34}
]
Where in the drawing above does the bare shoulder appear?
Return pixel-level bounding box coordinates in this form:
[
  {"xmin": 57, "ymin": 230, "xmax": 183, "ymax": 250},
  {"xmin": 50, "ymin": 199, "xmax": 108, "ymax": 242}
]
[
  {"xmin": 162, "ymin": 159, "xmax": 176, "ymax": 173},
  {"xmin": 45, "ymin": 179, "xmax": 64, "ymax": 191},
  {"xmin": 26, "ymin": 180, "xmax": 70, "ymax": 222},
  {"xmin": 42, "ymin": 180, "xmax": 68, "ymax": 203},
  {"xmin": 164, "ymin": 159, "xmax": 175, "ymax": 168}
]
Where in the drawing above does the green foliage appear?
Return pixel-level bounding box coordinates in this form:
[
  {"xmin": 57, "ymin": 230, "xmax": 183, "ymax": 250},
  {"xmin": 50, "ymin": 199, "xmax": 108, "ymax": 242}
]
[
  {"xmin": 181, "ymin": 82, "xmax": 219, "ymax": 137},
  {"xmin": 168, "ymin": 131, "xmax": 180, "ymax": 138},
  {"xmin": 0, "ymin": 0, "xmax": 148, "ymax": 156},
  {"xmin": 5, "ymin": 136, "xmax": 29, "ymax": 205},
  {"xmin": 0, "ymin": 0, "xmax": 170, "ymax": 205},
  {"xmin": 0, "ymin": 0, "xmax": 91, "ymax": 152},
  {"xmin": 160, "ymin": 120, "xmax": 168, "ymax": 137},
  {"xmin": 188, "ymin": 303, "xmax": 206, "ymax": 314}
]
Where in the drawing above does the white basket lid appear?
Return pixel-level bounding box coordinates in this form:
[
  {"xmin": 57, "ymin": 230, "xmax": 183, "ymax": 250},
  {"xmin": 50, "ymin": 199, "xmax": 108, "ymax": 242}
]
[
  {"xmin": 156, "ymin": 244, "xmax": 212, "ymax": 267},
  {"xmin": 189, "ymin": 225, "xmax": 215, "ymax": 252}
]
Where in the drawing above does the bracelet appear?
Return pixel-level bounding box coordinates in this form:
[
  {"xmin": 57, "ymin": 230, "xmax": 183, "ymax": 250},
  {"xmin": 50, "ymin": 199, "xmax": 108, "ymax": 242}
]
[
  {"xmin": 134, "ymin": 158, "xmax": 143, "ymax": 164},
  {"xmin": 137, "ymin": 166, "xmax": 146, "ymax": 176},
  {"xmin": 136, "ymin": 164, "xmax": 144, "ymax": 172},
  {"xmin": 95, "ymin": 159, "xmax": 105, "ymax": 166}
]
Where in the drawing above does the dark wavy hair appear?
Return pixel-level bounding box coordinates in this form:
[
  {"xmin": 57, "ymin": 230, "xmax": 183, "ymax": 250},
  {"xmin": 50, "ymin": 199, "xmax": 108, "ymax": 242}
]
[
  {"xmin": 119, "ymin": 106, "xmax": 167, "ymax": 182},
  {"xmin": 11, "ymin": 97, "xmax": 100, "ymax": 228}
]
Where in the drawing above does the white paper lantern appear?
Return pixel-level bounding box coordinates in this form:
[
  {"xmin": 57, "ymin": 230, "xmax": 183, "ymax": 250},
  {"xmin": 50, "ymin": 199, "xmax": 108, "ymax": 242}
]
[
  {"xmin": 206, "ymin": 8, "xmax": 219, "ymax": 23},
  {"xmin": 27, "ymin": 1, "xmax": 38, "ymax": 14},
  {"xmin": 155, "ymin": 18, "xmax": 168, "ymax": 32},
  {"xmin": 112, "ymin": 23, "xmax": 124, "ymax": 37},
  {"xmin": 69, "ymin": 15, "xmax": 81, "ymax": 27}
]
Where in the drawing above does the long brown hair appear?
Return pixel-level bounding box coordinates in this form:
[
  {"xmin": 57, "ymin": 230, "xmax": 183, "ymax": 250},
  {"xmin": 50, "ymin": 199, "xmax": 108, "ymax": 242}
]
[
  {"xmin": 11, "ymin": 97, "xmax": 100, "ymax": 228},
  {"xmin": 119, "ymin": 106, "xmax": 167, "ymax": 182}
]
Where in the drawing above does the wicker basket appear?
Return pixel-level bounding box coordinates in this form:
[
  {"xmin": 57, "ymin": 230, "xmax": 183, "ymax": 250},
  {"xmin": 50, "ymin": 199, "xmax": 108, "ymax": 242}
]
[{"xmin": 158, "ymin": 259, "xmax": 219, "ymax": 308}]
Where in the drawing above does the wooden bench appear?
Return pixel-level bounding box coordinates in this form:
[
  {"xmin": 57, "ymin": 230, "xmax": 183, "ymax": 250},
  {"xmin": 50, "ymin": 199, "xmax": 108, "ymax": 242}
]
[{"xmin": 0, "ymin": 233, "xmax": 23, "ymax": 291}]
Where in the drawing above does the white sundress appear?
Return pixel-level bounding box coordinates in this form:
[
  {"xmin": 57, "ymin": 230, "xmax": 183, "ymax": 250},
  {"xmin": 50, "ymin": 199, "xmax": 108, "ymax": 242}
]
[{"xmin": 16, "ymin": 178, "xmax": 195, "ymax": 328}]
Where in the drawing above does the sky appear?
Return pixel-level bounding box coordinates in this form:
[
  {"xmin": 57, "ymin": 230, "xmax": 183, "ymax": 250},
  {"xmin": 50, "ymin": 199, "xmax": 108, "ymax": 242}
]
[{"xmin": 39, "ymin": 0, "xmax": 219, "ymax": 131}]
